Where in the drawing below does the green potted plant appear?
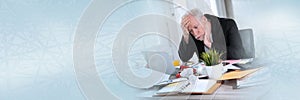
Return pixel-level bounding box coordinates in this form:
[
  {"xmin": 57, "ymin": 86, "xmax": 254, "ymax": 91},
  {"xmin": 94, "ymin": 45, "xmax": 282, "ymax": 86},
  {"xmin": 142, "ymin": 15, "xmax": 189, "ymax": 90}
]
[{"xmin": 201, "ymin": 49, "xmax": 224, "ymax": 80}]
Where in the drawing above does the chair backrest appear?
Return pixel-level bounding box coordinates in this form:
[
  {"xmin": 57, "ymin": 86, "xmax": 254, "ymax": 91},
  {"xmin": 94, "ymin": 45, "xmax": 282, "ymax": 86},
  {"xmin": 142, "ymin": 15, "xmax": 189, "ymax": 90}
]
[{"xmin": 239, "ymin": 29, "xmax": 255, "ymax": 58}]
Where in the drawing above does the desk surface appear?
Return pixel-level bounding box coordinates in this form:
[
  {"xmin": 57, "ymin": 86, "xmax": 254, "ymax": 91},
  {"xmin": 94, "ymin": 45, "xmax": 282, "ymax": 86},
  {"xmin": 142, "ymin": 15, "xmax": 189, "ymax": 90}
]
[{"xmin": 138, "ymin": 67, "xmax": 271, "ymax": 100}]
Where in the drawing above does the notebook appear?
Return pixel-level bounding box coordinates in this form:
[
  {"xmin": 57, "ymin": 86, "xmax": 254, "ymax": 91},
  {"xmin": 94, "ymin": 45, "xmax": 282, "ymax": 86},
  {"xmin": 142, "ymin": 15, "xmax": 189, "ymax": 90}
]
[{"xmin": 155, "ymin": 79, "xmax": 221, "ymax": 96}]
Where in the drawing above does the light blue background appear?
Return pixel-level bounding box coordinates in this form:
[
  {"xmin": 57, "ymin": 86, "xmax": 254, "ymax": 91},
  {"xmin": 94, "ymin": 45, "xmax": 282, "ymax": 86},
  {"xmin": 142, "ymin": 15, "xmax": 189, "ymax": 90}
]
[
  {"xmin": 233, "ymin": 0, "xmax": 300, "ymax": 99},
  {"xmin": 1, "ymin": 0, "xmax": 300, "ymax": 100},
  {"xmin": 0, "ymin": 1, "xmax": 90, "ymax": 100}
]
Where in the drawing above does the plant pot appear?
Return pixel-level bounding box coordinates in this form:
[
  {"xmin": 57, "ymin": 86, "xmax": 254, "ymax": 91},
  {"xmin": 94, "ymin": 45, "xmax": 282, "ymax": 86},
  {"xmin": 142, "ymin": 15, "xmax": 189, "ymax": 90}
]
[{"xmin": 205, "ymin": 63, "xmax": 224, "ymax": 80}]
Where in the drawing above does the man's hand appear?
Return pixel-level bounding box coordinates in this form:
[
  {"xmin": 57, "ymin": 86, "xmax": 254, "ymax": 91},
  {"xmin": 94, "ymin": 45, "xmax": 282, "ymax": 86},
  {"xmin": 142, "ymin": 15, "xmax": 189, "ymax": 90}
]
[
  {"xmin": 181, "ymin": 15, "xmax": 191, "ymax": 44},
  {"xmin": 203, "ymin": 19, "xmax": 212, "ymax": 48},
  {"xmin": 204, "ymin": 35, "xmax": 212, "ymax": 48}
]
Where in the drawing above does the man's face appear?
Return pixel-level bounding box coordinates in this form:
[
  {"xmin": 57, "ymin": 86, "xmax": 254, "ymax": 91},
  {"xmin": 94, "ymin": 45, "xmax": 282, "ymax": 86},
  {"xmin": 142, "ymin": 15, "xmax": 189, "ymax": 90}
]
[{"xmin": 188, "ymin": 16, "xmax": 205, "ymax": 41}]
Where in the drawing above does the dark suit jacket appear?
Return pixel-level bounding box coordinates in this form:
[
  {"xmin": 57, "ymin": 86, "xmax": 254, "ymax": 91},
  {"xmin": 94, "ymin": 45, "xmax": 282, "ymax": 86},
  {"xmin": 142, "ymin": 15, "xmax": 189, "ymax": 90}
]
[{"xmin": 178, "ymin": 14, "xmax": 245, "ymax": 62}]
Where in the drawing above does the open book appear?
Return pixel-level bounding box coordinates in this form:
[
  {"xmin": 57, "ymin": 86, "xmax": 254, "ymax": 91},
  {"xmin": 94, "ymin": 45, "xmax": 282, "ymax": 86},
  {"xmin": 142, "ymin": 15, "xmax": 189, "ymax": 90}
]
[
  {"xmin": 155, "ymin": 79, "xmax": 221, "ymax": 96},
  {"xmin": 154, "ymin": 78, "xmax": 188, "ymax": 86}
]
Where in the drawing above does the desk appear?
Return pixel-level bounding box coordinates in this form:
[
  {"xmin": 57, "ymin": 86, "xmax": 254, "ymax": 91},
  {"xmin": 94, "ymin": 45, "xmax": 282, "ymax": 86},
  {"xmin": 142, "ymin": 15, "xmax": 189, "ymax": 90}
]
[{"xmin": 138, "ymin": 67, "xmax": 271, "ymax": 100}]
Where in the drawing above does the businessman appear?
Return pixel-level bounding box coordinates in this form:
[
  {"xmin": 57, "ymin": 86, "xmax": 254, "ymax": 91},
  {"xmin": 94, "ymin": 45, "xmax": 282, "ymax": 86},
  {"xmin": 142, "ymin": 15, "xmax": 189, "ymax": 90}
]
[{"xmin": 178, "ymin": 8, "xmax": 245, "ymax": 62}]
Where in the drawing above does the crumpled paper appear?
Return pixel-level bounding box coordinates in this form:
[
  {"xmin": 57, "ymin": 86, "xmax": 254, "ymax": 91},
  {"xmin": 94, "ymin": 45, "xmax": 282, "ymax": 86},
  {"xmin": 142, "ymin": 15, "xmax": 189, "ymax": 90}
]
[{"xmin": 180, "ymin": 68, "xmax": 198, "ymax": 84}]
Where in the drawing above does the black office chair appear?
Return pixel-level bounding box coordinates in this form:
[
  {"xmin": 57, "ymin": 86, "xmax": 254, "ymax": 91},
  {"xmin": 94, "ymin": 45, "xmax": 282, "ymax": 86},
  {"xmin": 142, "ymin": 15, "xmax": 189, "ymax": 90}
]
[{"xmin": 239, "ymin": 29, "xmax": 255, "ymax": 59}]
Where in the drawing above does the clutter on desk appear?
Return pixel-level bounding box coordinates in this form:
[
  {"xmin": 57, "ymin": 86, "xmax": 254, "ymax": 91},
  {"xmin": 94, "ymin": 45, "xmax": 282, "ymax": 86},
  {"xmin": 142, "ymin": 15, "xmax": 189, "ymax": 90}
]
[
  {"xmin": 155, "ymin": 79, "xmax": 221, "ymax": 96},
  {"xmin": 154, "ymin": 78, "xmax": 188, "ymax": 86}
]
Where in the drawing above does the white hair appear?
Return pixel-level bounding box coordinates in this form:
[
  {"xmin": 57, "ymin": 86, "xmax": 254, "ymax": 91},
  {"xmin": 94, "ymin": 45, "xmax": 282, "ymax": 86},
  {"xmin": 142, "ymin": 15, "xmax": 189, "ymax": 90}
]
[{"xmin": 186, "ymin": 8, "xmax": 204, "ymax": 21}]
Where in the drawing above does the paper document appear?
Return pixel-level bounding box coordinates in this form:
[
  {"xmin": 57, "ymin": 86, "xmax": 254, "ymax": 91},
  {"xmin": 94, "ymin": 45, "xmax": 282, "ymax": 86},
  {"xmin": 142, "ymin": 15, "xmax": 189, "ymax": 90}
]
[
  {"xmin": 219, "ymin": 68, "xmax": 261, "ymax": 80},
  {"xmin": 223, "ymin": 58, "xmax": 253, "ymax": 65},
  {"xmin": 224, "ymin": 64, "xmax": 241, "ymax": 70},
  {"xmin": 155, "ymin": 78, "xmax": 188, "ymax": 86},
  {"xmin": 156, "ymin": 81, "xmax": 189, "ymax": 94},
  {"xmin": 223, "ymin": 60, "xmax": 241, "ymax": 64},
  {"xmin": 156, "ymin": 79, "xmax": 218, "ymax": 95},
  {"xmin": 182, "ymin": 80, "xmax": 216, "ymax": 93}
]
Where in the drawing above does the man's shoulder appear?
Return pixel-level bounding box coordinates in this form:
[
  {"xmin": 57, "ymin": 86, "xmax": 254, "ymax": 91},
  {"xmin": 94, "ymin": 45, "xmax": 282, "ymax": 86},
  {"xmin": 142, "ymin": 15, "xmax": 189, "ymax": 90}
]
[
  {"xmin": 204, "ymin": 14, "xmax": 218, "ymax": 19},
  {"xmin": 204, "ymin": 14, "xmax": 235, "ymax": 22},
  {"xmin": 204, "ymin": 14, "xmax": 221, "ymax": 24}
]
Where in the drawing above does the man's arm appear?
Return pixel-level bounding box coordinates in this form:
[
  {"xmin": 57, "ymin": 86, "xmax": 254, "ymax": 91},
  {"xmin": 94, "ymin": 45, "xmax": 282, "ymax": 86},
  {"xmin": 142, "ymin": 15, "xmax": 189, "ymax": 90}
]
[
  {"xmin": 178, "ymin": 34, "xmax": 197, "ymax": 62},
  {"xmin": 178, "ymin": 14, "xmax": 198, "ymax": 62}
]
